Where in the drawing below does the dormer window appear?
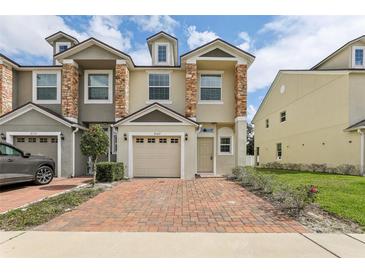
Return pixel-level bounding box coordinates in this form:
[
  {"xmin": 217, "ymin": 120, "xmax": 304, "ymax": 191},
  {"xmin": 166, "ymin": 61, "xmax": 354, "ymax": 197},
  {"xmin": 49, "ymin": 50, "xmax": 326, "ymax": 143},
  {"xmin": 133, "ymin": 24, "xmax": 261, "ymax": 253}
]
[
  {"xmin": 155, "ymin": 43, "xmax": 169, "ymax": 65},
  {"xmin": 55, "ymin": 42, "xmax": 71, "ymax": 54},
  {"xmin": 352, "ymin": 46, "xmax": 365, "ymax": 68}
]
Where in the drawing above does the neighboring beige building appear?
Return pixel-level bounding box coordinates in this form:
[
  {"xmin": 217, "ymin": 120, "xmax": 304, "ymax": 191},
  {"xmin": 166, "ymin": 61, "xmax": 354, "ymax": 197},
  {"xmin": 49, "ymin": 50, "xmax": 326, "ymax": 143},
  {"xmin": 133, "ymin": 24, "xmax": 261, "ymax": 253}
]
[
  {"xmin": 252, "ymin": 35, "xmax": 365, "ymax": 175},
  {"xmin": 0, "ymin": 31, "xmax": 255, "ymax": 179}
]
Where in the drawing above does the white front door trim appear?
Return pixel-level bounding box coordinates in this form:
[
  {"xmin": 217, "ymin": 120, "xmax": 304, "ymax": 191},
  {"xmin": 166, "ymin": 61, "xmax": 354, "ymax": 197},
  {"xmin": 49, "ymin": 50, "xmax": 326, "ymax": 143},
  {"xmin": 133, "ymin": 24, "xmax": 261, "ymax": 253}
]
[
  {"xmin": 6, "ymin": 131, "xmax": 62, "ymax": 177},
  {"xmin": 197, "ymin": 136, "xmax": 216, "ymax": 175},
  {"xmin": 128, "ymin": 132, "xmax": 185, "ymax": 179}
]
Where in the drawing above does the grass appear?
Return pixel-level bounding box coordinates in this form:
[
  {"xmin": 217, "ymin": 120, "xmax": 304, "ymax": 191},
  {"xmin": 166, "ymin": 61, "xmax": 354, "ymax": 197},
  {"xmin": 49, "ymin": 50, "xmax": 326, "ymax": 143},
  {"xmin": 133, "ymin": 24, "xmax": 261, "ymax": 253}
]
[
  {"xmin": 256, "ymin": 168, "xmax": 365, "ymax": 228},
  {"xmin": 0, "ymin": 187, "xmax": 103, "ymax": 231}
]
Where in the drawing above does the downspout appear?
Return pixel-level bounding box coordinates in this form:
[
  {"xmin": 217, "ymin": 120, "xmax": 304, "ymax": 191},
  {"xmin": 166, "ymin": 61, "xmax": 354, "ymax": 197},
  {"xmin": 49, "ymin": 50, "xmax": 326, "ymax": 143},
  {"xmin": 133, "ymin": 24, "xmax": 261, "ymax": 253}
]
[
  {"xmin": 72, "ymin": 127, "xmax": 79, "ymax": 178},
  {"xmin": 359, "ymin": 129, "xmax": 365, "ymax": 176}
]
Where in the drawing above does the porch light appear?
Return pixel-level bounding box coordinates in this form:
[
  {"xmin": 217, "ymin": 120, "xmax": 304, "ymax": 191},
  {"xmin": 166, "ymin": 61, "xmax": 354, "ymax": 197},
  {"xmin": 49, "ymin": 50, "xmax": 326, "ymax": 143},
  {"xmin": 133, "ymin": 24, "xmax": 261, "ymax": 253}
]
[
  {"xmin": 124, "ymin": 133, "xmax": 127, "ymax": 141},
  {"xmin": 185, "ymin": 133, "xmax": 188, "ymax": 141},
  {"xmin": 0, "ymin": 133, "xmax": 5, "ymax": 141},
  {"xmin": 60, "ymin": 133, "xmax": 65, "ymax": 140}
]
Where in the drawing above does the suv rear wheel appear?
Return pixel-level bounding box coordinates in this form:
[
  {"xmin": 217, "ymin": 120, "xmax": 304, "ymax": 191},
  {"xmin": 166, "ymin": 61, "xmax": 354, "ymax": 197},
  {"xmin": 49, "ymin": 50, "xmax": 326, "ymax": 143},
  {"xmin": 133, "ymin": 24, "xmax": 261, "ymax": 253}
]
[{"xmin": 34, "ymin": 166, "xmax": 54, "ymax": 185}]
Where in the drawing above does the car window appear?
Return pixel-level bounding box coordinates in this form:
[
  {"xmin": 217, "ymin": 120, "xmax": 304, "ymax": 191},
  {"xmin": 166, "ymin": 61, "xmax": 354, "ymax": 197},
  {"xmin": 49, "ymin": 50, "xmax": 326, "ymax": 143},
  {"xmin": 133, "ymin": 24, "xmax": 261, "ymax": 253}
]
[{"xmin": 0, "ymin": 144, "xmax": 22, "ymax": 156}]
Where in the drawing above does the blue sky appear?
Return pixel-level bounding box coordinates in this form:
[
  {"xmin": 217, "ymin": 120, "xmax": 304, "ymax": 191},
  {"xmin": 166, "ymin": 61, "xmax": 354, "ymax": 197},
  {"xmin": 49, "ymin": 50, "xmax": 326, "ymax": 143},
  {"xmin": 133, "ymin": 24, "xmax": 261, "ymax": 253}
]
[{"xmin": 1, "ymin": 15, "xmax": 365, "ymax": 120}]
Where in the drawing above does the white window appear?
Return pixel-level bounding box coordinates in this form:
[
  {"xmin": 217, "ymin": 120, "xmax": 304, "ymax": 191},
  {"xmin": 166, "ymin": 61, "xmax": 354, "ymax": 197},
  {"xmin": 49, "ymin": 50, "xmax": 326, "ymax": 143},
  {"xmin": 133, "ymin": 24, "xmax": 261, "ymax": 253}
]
[
  {"xmin": 199, "ymin": 72, "xmax": 223, "ymax": 103},
  {"xmin": 55, "ymin": 42, "xmax": 71, "ymax": 54},
  {"xmin": 276, "ymin": 143, "xmax": 282, "ymax": 160},
  {"xmin": 84, "ymin": 70, "xmax": 113, "ymax": 104},
  {"xmin": 219, "ymin": 137, "xmax": 232, "ymax": 154},
  {"xmin": 352, "ymin": 46, "xmax": 365, "ymax": 68},
  {"xmin": 148, "ymin": 73, "xmax": 170, "ymax": 102},
  {"xmin": 155, "ymin": 43, "xmax": 169, "ymax": 65},
  {"xmin": 112, "ymin": 129, "xmax": 117, "ymax": 154},
  {"xmin": 32, "ymin": 71, "xmax": 61, "ymax": 104}
]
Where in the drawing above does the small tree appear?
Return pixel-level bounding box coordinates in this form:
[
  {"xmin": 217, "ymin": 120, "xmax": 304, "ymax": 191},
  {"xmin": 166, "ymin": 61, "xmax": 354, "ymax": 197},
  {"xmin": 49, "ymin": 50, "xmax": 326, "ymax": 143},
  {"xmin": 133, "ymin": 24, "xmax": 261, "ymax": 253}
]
[{"xmin": 80, "ymin": 124, "xmax": 109, "ymax": 186}]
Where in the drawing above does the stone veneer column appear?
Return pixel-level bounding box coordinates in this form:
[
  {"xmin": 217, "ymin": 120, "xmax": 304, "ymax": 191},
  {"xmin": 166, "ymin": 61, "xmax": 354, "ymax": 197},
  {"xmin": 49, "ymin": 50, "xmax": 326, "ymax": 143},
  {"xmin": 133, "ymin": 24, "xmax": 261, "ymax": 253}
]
[
  {"xmin": 61, "ymin": 60, "xmax": 79, "ymax": 122},
  {"xmin": 115, "ymin": 60, "xmax": 129, "ymax": 120},
  {"xmin": 185, "ymin": 61, "xmax": 198, "ymax": 119},
  {"xmin": 0, "ymin": 62, "xmax": 13, "ymax": 116},
  {"xmin": 234, "ymin": 63, "xmax": 248, "ymax": 166}
]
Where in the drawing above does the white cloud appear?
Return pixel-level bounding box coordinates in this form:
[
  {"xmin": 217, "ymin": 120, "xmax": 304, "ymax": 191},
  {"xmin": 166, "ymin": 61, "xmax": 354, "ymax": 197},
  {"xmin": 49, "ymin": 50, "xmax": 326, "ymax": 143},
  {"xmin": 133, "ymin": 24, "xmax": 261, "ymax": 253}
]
[
  {"xmin": 130, "ymin": 16, "xmax": 178, "ymax": 34},
  {"xmin": 87, "ymin": 16, "xmax": 131, "ymax": 51},
  {"xmin": 247, "ymin": 104, "xmax": 257, "ymax": 122},
  {"xmin": 0, "ymin": 16, "xmax": 131, "ymax": 64},
  {"xmin": 129, "ymin": 44, "xmax": 152, "ymax": 66},
  {"xmin": 237, "ymin": 31, "xmax": 251, "ymax": 51},
  {"xmin": 186, "ymin": 25, "xmax": 219, "ymax": 50},
  {"xmin": 248, "ymin": 16, "xmax": 365, "ymax": 93}
]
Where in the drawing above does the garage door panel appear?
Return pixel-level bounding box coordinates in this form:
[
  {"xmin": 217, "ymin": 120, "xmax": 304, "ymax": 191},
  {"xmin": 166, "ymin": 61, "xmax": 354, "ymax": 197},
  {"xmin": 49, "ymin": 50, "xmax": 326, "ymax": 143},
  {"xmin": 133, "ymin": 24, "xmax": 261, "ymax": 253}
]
[
  {"xmin": 133, "ymin": 136, "xmax": 180, "ymax": 178},
  {"xmin": 14, "ymin": 136, "xmax": 58, "ymax": 176}
]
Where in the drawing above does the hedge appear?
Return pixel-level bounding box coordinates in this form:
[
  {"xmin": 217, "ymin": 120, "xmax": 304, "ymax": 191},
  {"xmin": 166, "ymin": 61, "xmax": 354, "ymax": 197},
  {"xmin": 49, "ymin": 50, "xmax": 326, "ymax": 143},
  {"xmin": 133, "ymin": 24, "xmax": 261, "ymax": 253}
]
[{"xmin": 96, "ymin": 162, "xmax": 124, "ymax": 182}]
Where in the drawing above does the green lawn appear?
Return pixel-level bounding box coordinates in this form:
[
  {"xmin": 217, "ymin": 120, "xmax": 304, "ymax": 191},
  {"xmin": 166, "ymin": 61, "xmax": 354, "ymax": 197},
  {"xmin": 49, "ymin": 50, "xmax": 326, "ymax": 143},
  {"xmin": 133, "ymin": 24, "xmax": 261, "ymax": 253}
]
[{"xmin": 256, "ymin": 169, "xmax": 365, "ymax": 228}]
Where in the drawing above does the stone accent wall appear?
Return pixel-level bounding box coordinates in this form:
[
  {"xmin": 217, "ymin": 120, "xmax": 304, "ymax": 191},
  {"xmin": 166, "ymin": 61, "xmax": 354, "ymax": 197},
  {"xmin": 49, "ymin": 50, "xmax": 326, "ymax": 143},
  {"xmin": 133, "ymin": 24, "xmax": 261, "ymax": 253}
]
[
  {"xmin": 115, "ymin": 63, "xmax": 129, "ymax": 119},
  {"xmin": 234, "ymin": 64, "xmax": 247, "ymax": 117},
  {"xmin": 61, "ymin": 63, "xmax": 79, "ymax": 120},
  {"xmin": 0, "ymin": 64, "xmax": 13, "ymax": 116},
  {"xmin": 185, "ymin": 63, "xmax": 198, "ymax": 118}
]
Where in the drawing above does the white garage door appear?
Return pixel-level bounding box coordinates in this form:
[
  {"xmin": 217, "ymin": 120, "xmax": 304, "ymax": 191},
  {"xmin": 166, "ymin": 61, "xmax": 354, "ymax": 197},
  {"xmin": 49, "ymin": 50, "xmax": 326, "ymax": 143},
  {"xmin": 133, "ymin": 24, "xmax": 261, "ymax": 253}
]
[
  {"xmin": 14, "ymin": 136, "xmax": 58, "ymax": 176},
  {"xmin": 133, "ymin": 136, "xmax": 180, "ymax": 178}
]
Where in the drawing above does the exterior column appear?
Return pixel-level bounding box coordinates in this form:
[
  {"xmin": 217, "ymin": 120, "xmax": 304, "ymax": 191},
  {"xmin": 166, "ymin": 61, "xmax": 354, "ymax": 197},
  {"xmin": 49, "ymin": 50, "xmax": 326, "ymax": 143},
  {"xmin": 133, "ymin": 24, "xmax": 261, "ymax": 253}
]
[
  {"xmin": 61, "ymin": 59, "xmax": 79, "ymax": 122},
  {"xmin": 185, "ymin": 60, "xmax": 198, "ymax": 119},
  {"xmin": 234, "ymin": 63, "xmax": 248, "ymax": 166},
  {"xmin": 115, "ymin": 60, "xmax": 129, "ymax": 120},
  {"xmin": 360, "ymin": 130, "xmax": 365, "ymax": 176},
  {"xmin": 0, "ymin": 62, "xmax": 13, "ymax": 116}
]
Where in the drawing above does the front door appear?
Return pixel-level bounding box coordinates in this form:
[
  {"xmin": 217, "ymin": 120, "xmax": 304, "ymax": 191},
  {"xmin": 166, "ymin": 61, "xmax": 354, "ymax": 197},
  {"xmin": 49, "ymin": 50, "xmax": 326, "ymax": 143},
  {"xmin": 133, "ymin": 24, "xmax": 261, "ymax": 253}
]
[{"xmin": 197, "ymin": 137, "xmax": 214, "ymax": 173}]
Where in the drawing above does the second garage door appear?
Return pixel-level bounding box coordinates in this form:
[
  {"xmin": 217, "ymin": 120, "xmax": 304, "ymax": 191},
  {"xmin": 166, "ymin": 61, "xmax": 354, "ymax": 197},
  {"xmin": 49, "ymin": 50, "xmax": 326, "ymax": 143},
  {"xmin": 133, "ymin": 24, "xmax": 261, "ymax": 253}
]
[{"xmin": 133, "ymin": 136, "xmax": 180, "ymax": 178}]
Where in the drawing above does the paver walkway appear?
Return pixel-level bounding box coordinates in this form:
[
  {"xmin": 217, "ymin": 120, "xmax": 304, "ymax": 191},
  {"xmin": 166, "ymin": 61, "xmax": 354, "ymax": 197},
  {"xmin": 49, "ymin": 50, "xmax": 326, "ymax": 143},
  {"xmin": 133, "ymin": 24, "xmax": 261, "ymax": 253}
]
[
  {"xmin": 37, "ymin": 178, "xmax": 308, "ymax": 233},
  {"xmin": 0, "ymin": 177, "xmax": 91, "ymax": 213}
]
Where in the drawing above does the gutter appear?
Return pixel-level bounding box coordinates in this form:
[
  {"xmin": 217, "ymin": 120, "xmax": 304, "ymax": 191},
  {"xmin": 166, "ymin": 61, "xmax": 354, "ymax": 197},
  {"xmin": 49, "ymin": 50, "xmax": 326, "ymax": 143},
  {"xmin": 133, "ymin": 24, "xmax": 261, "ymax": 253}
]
[{"xmin": 72, "ymin": 127, "xmax": 79, "ymax": 177}]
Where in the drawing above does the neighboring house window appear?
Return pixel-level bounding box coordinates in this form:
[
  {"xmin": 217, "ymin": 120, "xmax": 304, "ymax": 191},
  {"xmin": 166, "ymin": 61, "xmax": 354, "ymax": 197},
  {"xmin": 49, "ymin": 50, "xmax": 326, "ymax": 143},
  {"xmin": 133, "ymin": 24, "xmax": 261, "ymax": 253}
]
[
  {"xmin": 55, "ymin": 42, "xmax": 71, "ymax": 53},
  {"xmin": 256, "ymin": 147, "xmax": 260, "ymax": 166},
  {"xmin": 112, "ymin": 129, "xmax": 117, "ymax": 154},
  {"xmin": 200, "ymin": 74, "xmax": 222, "ymax": 102},
  {"xmin": 265, "ymin": 119, "xmax": 269, "ymax": 128},
  {"xmin": 219, "ymin": 137, "xmax": 232, "ymax": 154},
  {"xmin": 32, "ymin": 71, "xmax": 61, "ymax": 104},
  {"xmin": 148, "ymin": 73, "xmax": 170, "ymax": 101},
  {"xmin": 158, "ymin": 45, "xmax": 167, "ymax": 63},
  {"xmin": 276, "ymin": 143, "xmax": 282, "ymax": 160},
  {"xmin": 280, "ymin": 111, "xmax": 286, "ymax": 123},
  {"xmin": 84, "ymin": 70, "xmax": 113, "ymax": 104},
  {"xmin": 352, "ymin": 46, "xmax": 365, "ymax": 68}
]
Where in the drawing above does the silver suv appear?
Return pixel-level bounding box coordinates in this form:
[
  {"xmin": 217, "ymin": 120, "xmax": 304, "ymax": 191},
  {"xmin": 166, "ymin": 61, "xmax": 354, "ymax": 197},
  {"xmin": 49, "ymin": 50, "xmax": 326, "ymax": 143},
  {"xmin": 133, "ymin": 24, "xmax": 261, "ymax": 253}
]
[{"xmin": 0, "ymin": 142, "xmax": 55, "ymax": 186}]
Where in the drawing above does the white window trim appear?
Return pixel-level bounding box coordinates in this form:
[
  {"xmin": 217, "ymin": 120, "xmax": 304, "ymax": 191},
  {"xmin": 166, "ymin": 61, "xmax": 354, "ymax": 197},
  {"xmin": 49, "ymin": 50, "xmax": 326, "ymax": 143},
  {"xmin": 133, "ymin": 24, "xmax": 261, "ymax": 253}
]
[
  {"xmin": 147, "ymin": 71, "xmax": 171, "ymax": 103},
  {"xmin": 276, "ymin": 143, "xmax": 282, "ymax": 161},
  {"xmin": 352, "ymin": 46, "xmax": 365, "ymax": 68},
  {"xmin": 280, "ymin": 111, "xmax": 287, "ymax": 123},
  {"xmin": 155, "ymin": 42, "xmax": 170, "ymax": 65},
  {"xmin": 84, "ymin": 70, "xmax": 113, "ymax": 104},
  {"xmin": 32, "ymin": 70, "xmax": 61, "ymax": 104},
  {"xmin": 218, "ymin": 136, "xmax": 234, "ymax": 155},
  {"xmin": 198, "ymin": 71, "xmax": 223, "ymax": 104},
  {"xmin": 55, "ymin": 41, "xmax": 71, "ymax": 54}
]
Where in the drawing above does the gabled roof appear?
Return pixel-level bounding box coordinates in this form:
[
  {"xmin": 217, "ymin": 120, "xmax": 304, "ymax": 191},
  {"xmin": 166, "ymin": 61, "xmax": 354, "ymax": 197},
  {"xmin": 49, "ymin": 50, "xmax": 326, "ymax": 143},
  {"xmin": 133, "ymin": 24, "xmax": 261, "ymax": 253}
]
[
  {"xmin": 45, "ymin": 31, "xmax": 79, "ymax": 46},
  {"xmin": 180, "ymin": 38, "xmax": 255, "ymax": 66},
  {"xmin": 54, "ymin": 37, "xmax": 135, "ymax": 67},
  {"xmin": 311, "ymin": 35, "xmax": 365, "ymax": 70},
  {"xmin": 146, "ymin": 31, "xmax": 177, "ymax": 42},
  {"xmin": 114, "ymin": 102, "xmax": 200, "ymax": 127},
  {"xmin": 0, "ymin": 102, "xmax": 86, "ymax": 129}
]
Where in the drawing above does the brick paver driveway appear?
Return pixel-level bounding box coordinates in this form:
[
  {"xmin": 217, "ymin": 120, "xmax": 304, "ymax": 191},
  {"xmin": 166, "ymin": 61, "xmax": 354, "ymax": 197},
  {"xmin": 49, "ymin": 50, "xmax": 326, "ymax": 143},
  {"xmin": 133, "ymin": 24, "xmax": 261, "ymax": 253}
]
[
  {"xmin": 37, "ymin": 178, "xmax": 308, "ymax": 233},
  {"xmin": 0, "ymin": 177, "xmax": 91, "ymax": 213}
]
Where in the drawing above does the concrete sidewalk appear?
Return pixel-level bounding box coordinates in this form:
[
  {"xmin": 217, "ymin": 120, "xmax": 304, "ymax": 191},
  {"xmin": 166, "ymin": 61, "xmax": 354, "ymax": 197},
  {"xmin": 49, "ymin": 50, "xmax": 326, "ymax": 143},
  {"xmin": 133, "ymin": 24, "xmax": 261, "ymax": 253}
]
[{"xmin": 1, "ymin": 232, "xmax": 364, "ymax": 258}]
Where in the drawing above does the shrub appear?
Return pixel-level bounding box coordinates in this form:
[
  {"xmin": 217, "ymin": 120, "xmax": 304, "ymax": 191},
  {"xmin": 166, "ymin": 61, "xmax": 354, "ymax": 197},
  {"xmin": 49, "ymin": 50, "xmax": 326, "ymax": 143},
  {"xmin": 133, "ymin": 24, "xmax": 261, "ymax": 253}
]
[
  {"xmin": 232, "ymin": 166, "xmax": 245, "ymax": 181},
  {"xmin": 335, "ymin": 164, "xmax": 360, "ymax": 176},
  {"xmin": 96, "ymin": 162, "xmax": 124, "ymax": 182},
  {"xmin": 309, "ymin": 163, "xmax": 327, "ymax": 173}
]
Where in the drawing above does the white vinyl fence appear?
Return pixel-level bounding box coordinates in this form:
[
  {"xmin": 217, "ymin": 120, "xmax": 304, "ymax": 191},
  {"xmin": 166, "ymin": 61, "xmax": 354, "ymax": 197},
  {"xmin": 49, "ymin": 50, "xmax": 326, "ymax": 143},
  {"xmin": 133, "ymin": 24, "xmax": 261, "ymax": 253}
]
[{"xmin": 246, "ymin": 155, "xmax": 255, "ymax": 166}]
